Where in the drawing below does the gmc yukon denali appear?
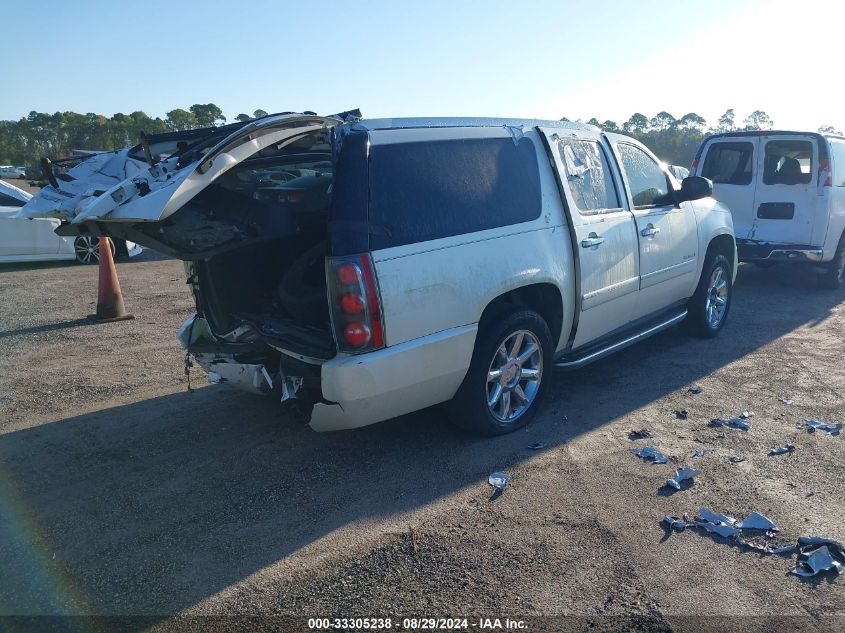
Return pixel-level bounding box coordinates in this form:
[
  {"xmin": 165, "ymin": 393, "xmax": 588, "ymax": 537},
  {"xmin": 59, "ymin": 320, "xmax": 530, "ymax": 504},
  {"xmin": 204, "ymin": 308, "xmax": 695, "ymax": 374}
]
[{"xmin": 19, "ymin": 112, "xmax": 737, "ymax": 435}]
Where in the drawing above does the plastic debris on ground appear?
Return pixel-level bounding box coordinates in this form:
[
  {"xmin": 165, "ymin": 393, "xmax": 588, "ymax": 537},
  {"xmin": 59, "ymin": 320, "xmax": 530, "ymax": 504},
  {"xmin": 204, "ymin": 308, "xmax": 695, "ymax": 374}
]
[
  {"xmin": 630, "ymin": 445, "xmax": 668, "ymax": 464},
  {"xmin": 693, "ymin": 449, "xmax": 706, "ymax": 458},
  {"xmin": 665, "ymin": 467, "xmax": 698, "ymax": 490},
  {"xmin": 628, "ymin": 428, "xmax": 653, "ymax": 440},
  {"xmin": 804, "ymin": 419, "xmax": 842, "ymax": 436},
  {"xmin": 709, "ymin": 412, "xmax": 752, "ymax": 431},
  {"xmin": 662, "ymin": 511, "xmax": 844, "ymax": 580},
  {"xmin": 688, "ymin": 386, "xmax": 703, "ymax": 395},
  {"xmin": 768, "ymin": 444, "xmax": 796, "ymax": 456},
  {"xmin": 526, "ymin": 442, "xmax": 546, "ymax": 451},
  {"xmin": 488, "ymin": 472, "xmax": 511, "ymax": 497},
  {"xmin": 735, "ymin": 511, "xmax": 778, "ymax": 531},
  {"xmin": 791, "ymin": 538, "xmax": 845, "ymax": 577},
  {"xmin": 675, "ymin": 409, "xmax": 688, "ymax": 420},
  {"xmin": 728, "ymin": 455, "xmax": 746, "ymax": 463},
  {"xmin": 778, "ymin": 394, "xmax": 794, "ymax": 405}
]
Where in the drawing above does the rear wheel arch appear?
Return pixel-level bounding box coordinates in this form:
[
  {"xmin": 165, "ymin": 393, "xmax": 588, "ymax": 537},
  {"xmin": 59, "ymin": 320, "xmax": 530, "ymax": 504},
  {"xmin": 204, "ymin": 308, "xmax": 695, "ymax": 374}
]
[{"xmin": 478, "ymin": 283, "xmax": 564, "ymax": 349}]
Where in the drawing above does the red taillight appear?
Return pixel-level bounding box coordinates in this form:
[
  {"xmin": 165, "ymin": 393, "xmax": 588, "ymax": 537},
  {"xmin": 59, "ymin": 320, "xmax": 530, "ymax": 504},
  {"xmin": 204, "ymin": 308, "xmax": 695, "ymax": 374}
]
[
  {"xmin": 691, "ymin": 158, "xmax": 699, "ymax": 176},
  {"xmin": 819, "ymin": 158, "xmax": 832, "ymax": 187},
  {"xmin": 327, "ymin": 254, "xmax": 385, "ymax": 353},
  {"xmin": 336, "ymin": 263, "xmax": 361, "ymax": 285},
  {"xmin": 343, "ymin": 322, "xmax": 371, "ymax": 347},
  {"xmin": 340, "ymin": 292, "xmax": 365, "ymax": 315}
]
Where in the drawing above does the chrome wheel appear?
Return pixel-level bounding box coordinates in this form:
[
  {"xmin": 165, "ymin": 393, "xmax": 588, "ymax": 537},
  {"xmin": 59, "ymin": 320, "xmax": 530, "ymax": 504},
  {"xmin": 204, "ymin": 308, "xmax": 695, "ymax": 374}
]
[
  {"xmin": 486, "ymin": 330, "xmax": 543, "ymax": 423},
  {"xmin": 705, "ymin": 265, "xmax": 729, "ymax": 328},
  {"xmin": 74, "ymin": 236, "xmax": 113, "ymax": 264},
  {"xmin": 74, "ymin": 236, "xmax": 101, "ymax": 264}
]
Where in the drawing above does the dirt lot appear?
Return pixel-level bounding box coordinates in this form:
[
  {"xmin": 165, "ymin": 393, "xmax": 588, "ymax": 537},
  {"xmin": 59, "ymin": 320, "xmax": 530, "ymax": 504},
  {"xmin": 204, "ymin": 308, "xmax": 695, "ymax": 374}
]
[{"xmin": 1, "ymin": 252, "xmax": 844, "ymax": 630}]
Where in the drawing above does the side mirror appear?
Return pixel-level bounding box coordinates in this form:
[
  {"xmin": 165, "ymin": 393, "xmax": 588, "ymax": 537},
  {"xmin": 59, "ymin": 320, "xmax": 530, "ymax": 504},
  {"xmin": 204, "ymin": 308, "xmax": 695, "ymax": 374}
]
[{"xmin": 675, "ymin": 176, "xmax": 713, "ymax": 204}]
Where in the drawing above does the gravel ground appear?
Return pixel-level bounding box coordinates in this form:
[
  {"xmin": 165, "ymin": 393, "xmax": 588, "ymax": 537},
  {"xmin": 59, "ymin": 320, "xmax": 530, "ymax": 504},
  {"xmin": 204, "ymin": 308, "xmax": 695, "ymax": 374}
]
[{"xmin": 0, "ymin": 253, "xmax": 844, "ymax": 630}]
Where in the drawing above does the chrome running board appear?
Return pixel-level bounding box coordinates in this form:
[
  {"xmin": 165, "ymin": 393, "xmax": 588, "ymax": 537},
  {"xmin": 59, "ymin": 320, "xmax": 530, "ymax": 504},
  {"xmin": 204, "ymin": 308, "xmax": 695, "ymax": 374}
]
[{"xmin": 554, "ymin": 309, "xmax": 688, "ymax": 371}]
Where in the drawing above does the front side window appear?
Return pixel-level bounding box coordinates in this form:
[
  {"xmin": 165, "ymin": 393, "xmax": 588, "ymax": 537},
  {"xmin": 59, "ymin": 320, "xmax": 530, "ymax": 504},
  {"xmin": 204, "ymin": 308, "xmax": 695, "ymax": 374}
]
[
  {"xmin": 763, "ymin": 140, "xmax": 813, "ymax": 185},
  {"xmin": 617, "ymin": 143, "xmax": 671, "ymax": 208},
  {"xmin": 701, "ymin": 142, "xmax": 754, "ymax": 185},
  {"xmin": 369, "ymin": 136, "xmax": 542, "ymax": 249},
  {"xmin": 558, "ymin": 139, "xmax": 620, "ymax": 214}
]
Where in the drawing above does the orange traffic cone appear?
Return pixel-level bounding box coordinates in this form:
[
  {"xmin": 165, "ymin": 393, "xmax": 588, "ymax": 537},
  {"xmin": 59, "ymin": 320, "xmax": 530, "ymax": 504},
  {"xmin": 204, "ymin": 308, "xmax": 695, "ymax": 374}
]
[{"xmin": 88, "ymin": 237, "xmax": 135, "ymax": 323}]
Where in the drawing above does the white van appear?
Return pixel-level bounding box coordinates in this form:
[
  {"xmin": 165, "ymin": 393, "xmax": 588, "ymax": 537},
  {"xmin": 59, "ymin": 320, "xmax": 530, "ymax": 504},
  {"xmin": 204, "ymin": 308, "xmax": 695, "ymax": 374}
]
[{"xmin": 692, "ymin": 131, "xmax": 845, "ymax": 288}]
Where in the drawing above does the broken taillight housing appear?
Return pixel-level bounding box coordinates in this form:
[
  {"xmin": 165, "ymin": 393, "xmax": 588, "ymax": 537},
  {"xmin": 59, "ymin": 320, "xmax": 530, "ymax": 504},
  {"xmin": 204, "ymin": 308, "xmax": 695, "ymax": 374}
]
[
  {"xmin": 818, "ymin": 158, "xmax": 832, "ymax": 187},
  {"xmin": 327, "ymin": 254, "xmax": 385, "ymax": 353}
]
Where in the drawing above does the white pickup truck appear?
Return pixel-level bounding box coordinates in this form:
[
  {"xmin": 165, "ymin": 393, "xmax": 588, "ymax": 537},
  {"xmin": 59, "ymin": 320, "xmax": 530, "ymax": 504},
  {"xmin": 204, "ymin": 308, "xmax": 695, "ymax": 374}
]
[{"xmin": 18, "ymin": 113, "xmax": 737, "ymax": 435}]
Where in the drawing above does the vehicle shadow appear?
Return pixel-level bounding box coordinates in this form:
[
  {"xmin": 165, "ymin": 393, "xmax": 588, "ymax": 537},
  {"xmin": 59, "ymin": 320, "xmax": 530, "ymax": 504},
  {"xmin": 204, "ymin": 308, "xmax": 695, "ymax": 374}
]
[{"xmin": 0, "ymin": 263, "xmax": 841, "ymax": 618}]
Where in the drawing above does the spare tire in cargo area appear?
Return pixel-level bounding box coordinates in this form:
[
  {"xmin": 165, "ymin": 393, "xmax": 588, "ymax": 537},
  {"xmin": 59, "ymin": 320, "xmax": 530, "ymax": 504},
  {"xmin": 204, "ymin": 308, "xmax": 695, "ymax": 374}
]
[{"xmin": 278, "ymin": 240, "xmax": 329, "ymax": 324}]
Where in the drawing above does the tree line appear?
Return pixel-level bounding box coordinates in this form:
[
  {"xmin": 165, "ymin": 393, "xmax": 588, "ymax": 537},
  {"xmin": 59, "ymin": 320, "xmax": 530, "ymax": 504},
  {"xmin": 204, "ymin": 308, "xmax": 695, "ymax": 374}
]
[
  {"xmin": 0, "ymin": 104, "xmax": 268, "ymax": 169},
  {"xmin": 564, "ymin": 109, "xmax": 841, "ymax": 167},
  {"xmin": 1, "ymin": 104, "xmax": 841, "ymax": 171}
]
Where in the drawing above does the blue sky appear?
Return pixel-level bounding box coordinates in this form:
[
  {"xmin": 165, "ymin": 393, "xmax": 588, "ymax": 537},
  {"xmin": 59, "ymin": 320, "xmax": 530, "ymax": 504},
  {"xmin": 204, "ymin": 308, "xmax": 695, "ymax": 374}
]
[{"xmin": 1, "ymin": 0, "xmax": 841, "ymax": 131}]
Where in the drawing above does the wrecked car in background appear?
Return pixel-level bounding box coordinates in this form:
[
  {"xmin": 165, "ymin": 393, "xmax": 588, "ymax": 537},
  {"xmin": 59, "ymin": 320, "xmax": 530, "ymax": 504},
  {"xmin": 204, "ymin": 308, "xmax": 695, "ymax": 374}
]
[
  {"xmin": 692, "ymin": 130, "xmax": 845, "ymax": 288},
  {"xmin": 19, "ymin": 113, "xmax": 736, "ymax": 435},
  {"xmin": 0, "ymin": 179, "xmax": 141, "ymax": 264}
]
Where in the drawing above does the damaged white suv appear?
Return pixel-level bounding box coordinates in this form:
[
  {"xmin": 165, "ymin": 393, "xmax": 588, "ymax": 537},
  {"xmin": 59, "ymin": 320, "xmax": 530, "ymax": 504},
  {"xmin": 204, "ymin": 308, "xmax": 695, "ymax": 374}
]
[{"xmin": 19, "ymin": 112, "xmax": 736, "ymax": 435}]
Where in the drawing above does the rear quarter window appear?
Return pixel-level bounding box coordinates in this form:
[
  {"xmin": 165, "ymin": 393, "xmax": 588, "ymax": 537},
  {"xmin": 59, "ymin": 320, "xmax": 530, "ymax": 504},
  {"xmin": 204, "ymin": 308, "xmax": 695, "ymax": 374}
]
[
  {"xmin": 701, "ymin": 141, "xmax": 754, "ymax": 185},
  {"xmin": 829, "ymin": 140, "xmax": 845, "ymax": 186},
  {"xmin": 368, "ymin": 137, "xmax": 542, "ymax": 249}
]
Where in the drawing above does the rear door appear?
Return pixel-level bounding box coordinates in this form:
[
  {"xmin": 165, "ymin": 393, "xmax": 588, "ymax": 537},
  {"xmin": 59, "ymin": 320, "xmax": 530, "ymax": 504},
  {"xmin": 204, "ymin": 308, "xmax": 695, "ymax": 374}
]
[
  {"xmin": 697, "ymin": 138, "xmax": 758, "ymax": 240},
  {"xmin": 608, "ymin": 136, "xmax": 699, "ymax": 314},
  {"xmin": 540, "ymin": 128, "xmax": 640, "ymax": 348},
  {"xmin": 18, "ymin": 114, "xmax": 341, "ymax": 225},
  {"xmin": 750, "ymin": 134, "xmax": 819, "ymax": 245}
]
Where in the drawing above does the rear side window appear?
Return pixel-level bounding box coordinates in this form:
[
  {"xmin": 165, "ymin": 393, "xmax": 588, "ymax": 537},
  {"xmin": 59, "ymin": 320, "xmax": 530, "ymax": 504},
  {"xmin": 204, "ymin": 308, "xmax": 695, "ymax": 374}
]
[
  {"xmin": 0, "ymin": 192, "xmax": 25, "ymax": 207},
  {"xmin": 701, "ymin": 142, "xmax": 754, "ymax": 185},
  {"xmin": 557, "ymin": 139, "xmax": 621, "ymax": 214},
  {"xmin": 763, "ymin": 140, "xmax": 813, "ymax": 185},
  {"xmin": 617, "ymin": 143, "xmax": 671, "ymax": 208},
  {"xmin": 369, "ymin": 137, "xmax": 542, "ymax": 249},
  {"xmin": 828, "ymin": 140, "xmax": 845, "ymax": 186}
]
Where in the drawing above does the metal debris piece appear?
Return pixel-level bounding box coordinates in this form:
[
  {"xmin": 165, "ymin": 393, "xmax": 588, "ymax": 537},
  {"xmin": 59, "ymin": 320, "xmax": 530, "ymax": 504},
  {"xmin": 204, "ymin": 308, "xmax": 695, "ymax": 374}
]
[
  {"xmin": 675, "ymin": 409, "xmax": 689, "ymax": 420},
  {"xmin": 778, "ymin": 394, "xmax": 794, "ymax": 405},
  {"xmin": 662, "ymin": 515, "xmax": 690, "ymax": 531},
  {"xmin": 688, "ymin": 386, "xmax": 703, "ymax": 394},
  {"xmin": 488, "ymin": 472, "xmax": 512, "ymax": 494},
  {"xmin": 699, "ymin": 507, "xmax": 736, "ymax": 526},
  {"xmin": 791, "ymin": 545, "xmax": 844, "ymax": 577},
  {"xmin": 630, "ymin": 445, "xmax": 668, "ymax": 464},
  {"xmin": 805, "ymin": 419, "xmax": 842, "ymax": 435},
  {"xmin": 736, "ymin": 512, "xmax": 779, "ymax": 531},
  {"xmin": 693, "ymin": 449, "xmax": 706, "ymax": 457},
  {"xmin": 728, "ymin": 455, "xmax": 746, "ymax": 463},
  {"xmin": 527, "ymin": 442, "xmax": 547, "ymax": 450},
  {"xmin": 771, "ymin": 544, "xmax": 798, "ymax": 555},
  {"xmin": 769, "ymin": 444, "xmax": 796, "ymax": 456},
  {"xmin": 628, "ymin": 428, "xmax": 653, "ymax": 440},
  {"xmin": 666, "ymin": 467, "xmax": 698, "ymax": 490}
]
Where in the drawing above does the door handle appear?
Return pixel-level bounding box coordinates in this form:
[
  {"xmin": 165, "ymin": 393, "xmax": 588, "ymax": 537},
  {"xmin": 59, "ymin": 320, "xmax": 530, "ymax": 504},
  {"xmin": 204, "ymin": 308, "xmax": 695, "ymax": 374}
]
[
  {"xmin": 641, "ymin": 225, "xmax": 661, "ymax": 238},
  {"xmin": 580, "ymin": 233, "xmax": 604, "ymax": 249}
]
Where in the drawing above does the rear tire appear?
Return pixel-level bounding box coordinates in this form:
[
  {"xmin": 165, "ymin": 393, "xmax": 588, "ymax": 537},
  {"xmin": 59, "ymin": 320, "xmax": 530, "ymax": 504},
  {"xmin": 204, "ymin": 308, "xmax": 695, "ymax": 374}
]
[
  {"xmin": 817, "ymin": 235, "xmax": 845, "ymax": 290},
  {"xmin": 448, "ymin": 309, "xmax": 553, "ymax": 436},
  {"xmin": 685, "ymin": 251, "xmax": 732, "ymax": 338}
]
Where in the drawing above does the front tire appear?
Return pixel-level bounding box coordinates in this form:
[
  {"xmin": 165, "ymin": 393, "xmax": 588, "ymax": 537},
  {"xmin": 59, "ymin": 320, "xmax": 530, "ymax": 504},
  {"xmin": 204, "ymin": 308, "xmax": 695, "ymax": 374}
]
[
  {"xmin": 686, "ymin": 252, "xmax": 732, "ymax": 338},
  {"xmin": 448, "ymin": 309, "xmax": 553, "ymax": 436},
  {"xmin": 817, "ymin": 235, "xmax": 845, "ymax": 290}
]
